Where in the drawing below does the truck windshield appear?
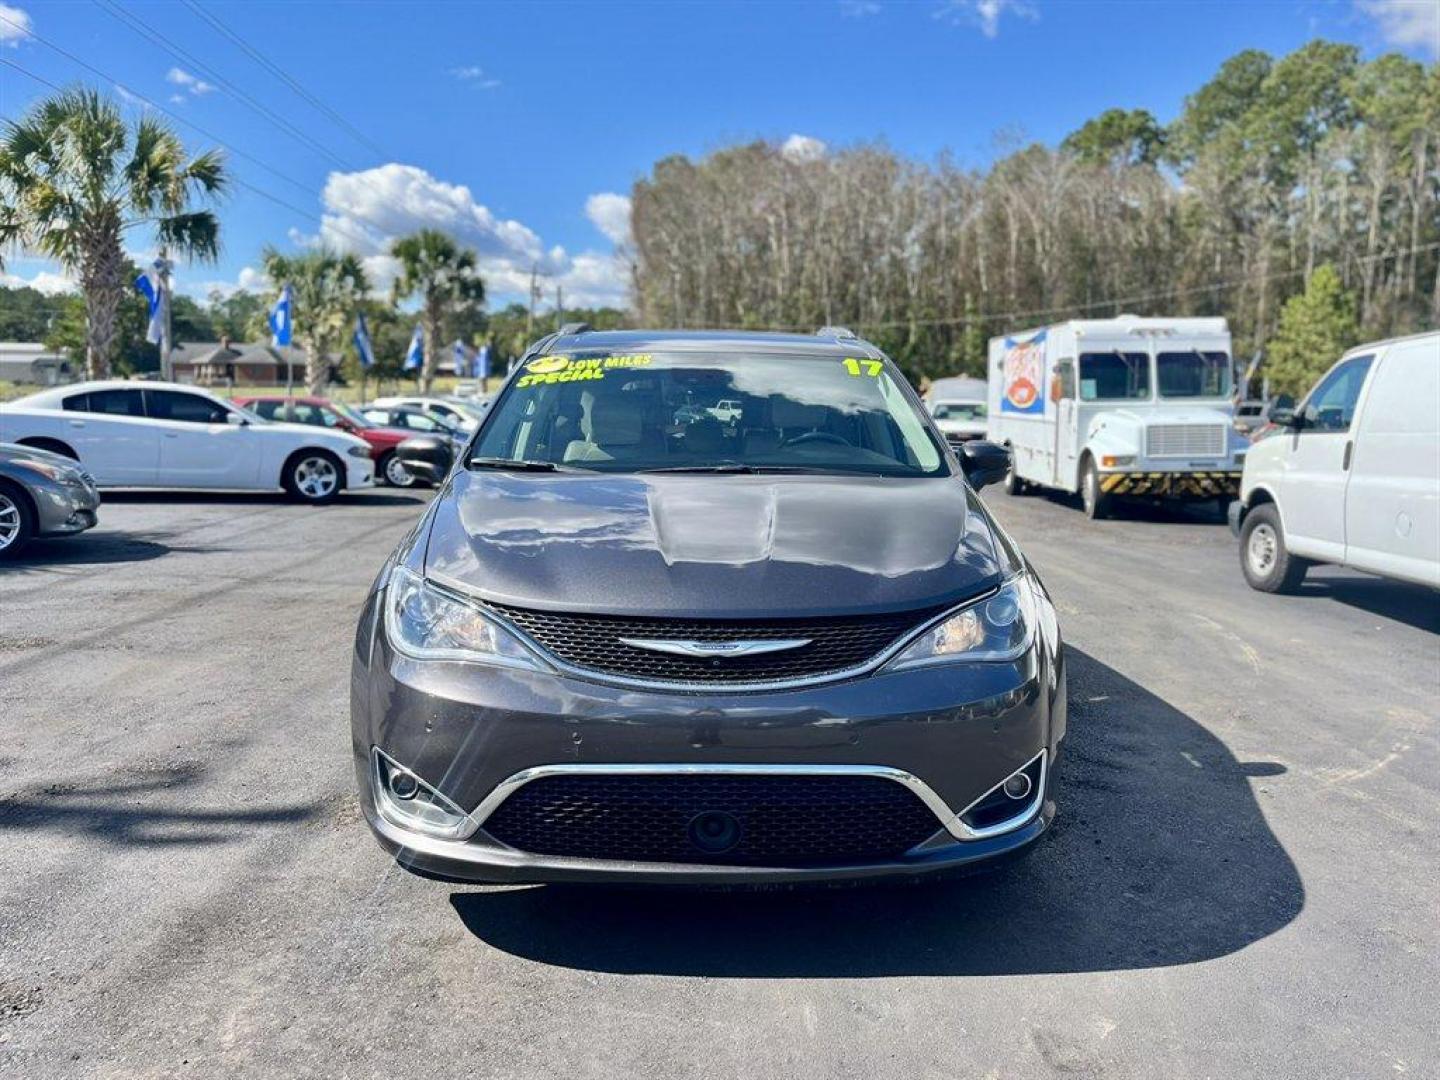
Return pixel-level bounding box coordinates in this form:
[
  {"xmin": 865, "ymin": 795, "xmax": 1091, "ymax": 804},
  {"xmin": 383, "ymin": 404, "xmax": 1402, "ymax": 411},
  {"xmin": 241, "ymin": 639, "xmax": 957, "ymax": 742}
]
[
  {"xmin": 1079, "ymin": 352, "xmax": 1149, "ymax": 400},
  {"xmin": 474, "ymin": 350, "xmax": 948, "ymax": 477},
  {"xmin": 1158, "ymin": 351, "xmax": 1231, "ymax": 398}
]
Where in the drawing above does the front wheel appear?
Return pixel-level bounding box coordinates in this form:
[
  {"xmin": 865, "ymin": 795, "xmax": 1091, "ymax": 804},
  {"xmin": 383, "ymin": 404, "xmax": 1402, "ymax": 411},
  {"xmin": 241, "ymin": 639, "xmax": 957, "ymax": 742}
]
[
  {"xmin": 378, "ymin": 451, "xmax": 416, "ymax": 488},
  {"xmin": 1080, "ymin": 459, "xmax": 1110, "ymax": 520},
  {"xmin": 1239, "ymin": 503, "xmax": 1309, "ymax": 593},
  {"xmin": 283, "ymin": 451, "xmax": 343, "ymax": 505},
  {"xmin": 0, "ymin": 482, "xmax": 36, "ymax": 560},
  {"xmin": 1003, "ymin": 453, "xmax": 1028, "ymax": 496}
]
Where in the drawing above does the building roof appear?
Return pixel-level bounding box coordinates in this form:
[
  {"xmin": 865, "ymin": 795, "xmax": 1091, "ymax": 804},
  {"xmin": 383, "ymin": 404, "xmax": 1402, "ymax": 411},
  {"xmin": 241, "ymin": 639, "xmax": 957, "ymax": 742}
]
[{"xmin": 171, "ymin": 341, "xmax": 300, "ymax": 368}]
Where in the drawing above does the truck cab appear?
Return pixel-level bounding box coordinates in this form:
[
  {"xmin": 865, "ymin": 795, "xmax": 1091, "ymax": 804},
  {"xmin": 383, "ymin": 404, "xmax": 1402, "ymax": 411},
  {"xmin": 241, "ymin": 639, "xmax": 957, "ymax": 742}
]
[{"xmin": 987, "ymin": 316, "xmax": 1249, "ymax": 519}]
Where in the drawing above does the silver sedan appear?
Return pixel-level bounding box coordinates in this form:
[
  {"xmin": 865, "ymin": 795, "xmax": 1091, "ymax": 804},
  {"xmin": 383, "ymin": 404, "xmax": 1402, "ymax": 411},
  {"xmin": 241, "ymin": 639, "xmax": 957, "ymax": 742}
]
[{"xmin": 0, "ymin": 442, "xmax": 101, "ymax": 560}]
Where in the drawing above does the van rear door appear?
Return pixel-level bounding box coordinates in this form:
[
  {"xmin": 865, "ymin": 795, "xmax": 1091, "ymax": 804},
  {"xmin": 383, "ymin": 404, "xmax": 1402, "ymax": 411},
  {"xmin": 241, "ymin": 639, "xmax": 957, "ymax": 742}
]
[{"xmin": 1343, "ymin": 336, "xmax": 1440, "ymax": 587}]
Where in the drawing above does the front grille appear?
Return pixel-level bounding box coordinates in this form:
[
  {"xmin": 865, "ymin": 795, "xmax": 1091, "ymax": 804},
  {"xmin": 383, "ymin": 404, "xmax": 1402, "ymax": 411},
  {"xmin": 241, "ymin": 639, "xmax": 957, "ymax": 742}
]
[
  {"xmin": 482, "ymin": 773, "xmax": 943, "ymax": 865},
  {"xmin": 1145, "ymin": 424, "xmax": 1226, "ymax": 458},
  {"xmin": 482, "ymin": 600, "xmax": 946, "ymax": 685}
]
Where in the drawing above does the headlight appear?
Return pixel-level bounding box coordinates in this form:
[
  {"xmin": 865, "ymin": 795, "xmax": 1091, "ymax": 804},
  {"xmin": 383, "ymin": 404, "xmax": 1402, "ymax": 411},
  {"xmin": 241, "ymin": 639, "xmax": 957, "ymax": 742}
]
[
  {"xmin": 384, "ymin": 566, "xmax": 540, "ymax": 669},
  {"xmin": 886, "ymin": 576, "xmax": 1036, "ymax": 670},
  {"xmin": 347, "ymin": 444, "xmax": 372, "ymax": 458},
  {"xmin": 16, "ymin": 459, "xmax": 76, "ymax": 483}
]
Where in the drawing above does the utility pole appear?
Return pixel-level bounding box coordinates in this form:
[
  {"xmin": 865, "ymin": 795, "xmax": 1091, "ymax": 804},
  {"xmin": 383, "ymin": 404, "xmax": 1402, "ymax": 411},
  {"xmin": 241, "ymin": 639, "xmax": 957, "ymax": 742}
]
[
  {"xmin": 156, "ymin": 251, "xmax": 174, "ymax": 381},
  {"xmin": 555, "ymin": 284, "xmax": 563, "ymax": 330},
  {"xmin": 526, "ymin": 264, "xmax": 539, "ymax": 338}
]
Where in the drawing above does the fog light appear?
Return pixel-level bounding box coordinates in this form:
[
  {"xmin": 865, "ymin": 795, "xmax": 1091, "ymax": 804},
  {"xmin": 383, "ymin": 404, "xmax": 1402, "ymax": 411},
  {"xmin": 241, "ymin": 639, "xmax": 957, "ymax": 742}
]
[
  {"xmin": 371, "ymin": 748, "xmax": 475, "ymax": 840},
  {"xmin": 1002, "ymin": 773, "xmax": 1032, "ymax": 800},
  {"xmin": 389, "ymin": 771, "xmax": 419, "ymax": 801}
]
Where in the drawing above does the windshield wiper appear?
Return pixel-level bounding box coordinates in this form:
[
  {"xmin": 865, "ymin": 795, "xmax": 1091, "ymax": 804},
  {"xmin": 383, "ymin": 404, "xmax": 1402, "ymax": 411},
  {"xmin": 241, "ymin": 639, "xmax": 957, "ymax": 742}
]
[
  {"xmin": 468, "ymin": 456, "xmax": 564, "ymax": 472},
  {"xmin": 639, "ymin": 463, "xmax": 811, "ymax": 474}
]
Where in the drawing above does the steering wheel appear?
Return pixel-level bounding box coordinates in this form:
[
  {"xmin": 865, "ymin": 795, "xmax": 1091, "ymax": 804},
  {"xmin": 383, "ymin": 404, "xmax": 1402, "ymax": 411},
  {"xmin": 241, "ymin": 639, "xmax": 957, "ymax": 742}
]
[{"xmin": 781, "ymin": 431, "xmax": 849, "ymax": 449}]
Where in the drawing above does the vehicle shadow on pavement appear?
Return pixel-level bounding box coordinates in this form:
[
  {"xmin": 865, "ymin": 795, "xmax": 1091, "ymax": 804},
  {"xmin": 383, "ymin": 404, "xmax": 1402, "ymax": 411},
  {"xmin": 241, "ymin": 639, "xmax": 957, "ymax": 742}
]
[
  {"xmin": 1029, "ymin": 491, "xmax": 1227, "ymax": 527},
  {"xmin": 0, "ymin": 764, "xmax": 323, "ymax": 846},
  {"xmin": 449, "ymin": 647, "xmax": 1304, "ymax": 976},
  {"xmin": 0, "ymin": 532, "xmax": 173, "ymax": 568},
  {"xmin": 1295, "ymin": 571, "xmax": 1440, "ymax": 634},
  {"xmin": 99, "ymin": 491, "xmax": 430, "ymax": 507}
]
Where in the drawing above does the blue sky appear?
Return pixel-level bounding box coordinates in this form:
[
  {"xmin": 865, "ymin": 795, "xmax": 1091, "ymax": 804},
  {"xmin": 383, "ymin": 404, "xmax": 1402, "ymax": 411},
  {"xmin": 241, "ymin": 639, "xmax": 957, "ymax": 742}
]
[{"xmin": 1, "ymin": 0, "xmax": 1436, "ymax": 309}]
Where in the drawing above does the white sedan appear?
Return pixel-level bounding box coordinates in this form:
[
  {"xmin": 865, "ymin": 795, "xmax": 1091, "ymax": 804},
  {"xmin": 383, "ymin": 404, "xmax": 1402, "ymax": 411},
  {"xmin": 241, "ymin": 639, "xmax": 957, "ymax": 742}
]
[
  {"xmin": 0, "ymin": 380, "xmax": 374, "ymax": 504},
  {"xmin": 368, "ymin": 395, "xmax": 486, "ymax": 432}
]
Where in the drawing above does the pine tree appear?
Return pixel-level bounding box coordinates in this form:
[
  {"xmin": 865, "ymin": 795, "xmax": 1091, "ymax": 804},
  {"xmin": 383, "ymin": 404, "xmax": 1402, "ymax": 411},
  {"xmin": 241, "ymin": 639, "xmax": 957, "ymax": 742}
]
[{"xmin": 1263, "ymin": 265, "xmax": 1359, "ymax": 398}]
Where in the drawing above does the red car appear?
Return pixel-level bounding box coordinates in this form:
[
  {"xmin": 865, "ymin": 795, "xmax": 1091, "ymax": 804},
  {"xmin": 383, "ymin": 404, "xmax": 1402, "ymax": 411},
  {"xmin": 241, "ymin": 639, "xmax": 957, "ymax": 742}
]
[{"xmin": 231, "ymin": 396, "xmax": 424, "ymax": 487}]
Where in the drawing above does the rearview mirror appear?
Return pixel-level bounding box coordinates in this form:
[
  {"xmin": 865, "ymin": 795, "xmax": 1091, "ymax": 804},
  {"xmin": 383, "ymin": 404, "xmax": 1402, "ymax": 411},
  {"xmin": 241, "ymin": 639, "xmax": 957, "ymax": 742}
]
[
  {"xmin": 396, "ymin": 436, "xmax": 454, "ymax": 485},
  {"xmin": 958, "ymin": 440, "xmax": 1011, "ymax": 491}
]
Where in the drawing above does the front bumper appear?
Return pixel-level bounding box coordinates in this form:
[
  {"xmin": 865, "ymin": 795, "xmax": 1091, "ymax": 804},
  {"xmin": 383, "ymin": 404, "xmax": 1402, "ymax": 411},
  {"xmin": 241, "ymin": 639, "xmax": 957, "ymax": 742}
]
[
  {"xmin": 31, "ymin": 476, "xmax": 101, "ymax": 537},
  {"xmin": 345, "ymin": 457, "xmax": 376, "ymax": 490},
  {"xmin": 1098, "ymin": 470, "xmax": 1241, "ymax": 499},
  {"xmin": 350, "ymin": 597, "xmax": 1066, "ymax": 885}
]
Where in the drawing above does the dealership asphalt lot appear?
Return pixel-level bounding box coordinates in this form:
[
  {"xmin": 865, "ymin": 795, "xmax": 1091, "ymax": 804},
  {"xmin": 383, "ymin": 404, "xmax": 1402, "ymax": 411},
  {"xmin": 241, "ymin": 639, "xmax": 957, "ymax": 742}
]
[{"xmin": 0, "ymin": 485, "xmax": 1436, "ymax": 1079}]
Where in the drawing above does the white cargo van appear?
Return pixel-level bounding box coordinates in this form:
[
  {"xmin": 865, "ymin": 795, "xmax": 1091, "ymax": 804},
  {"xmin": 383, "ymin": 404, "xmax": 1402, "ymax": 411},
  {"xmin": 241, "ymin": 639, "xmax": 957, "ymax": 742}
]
[
  {"xmin": 1231, "ymin": 331, "xmax": 1440, "ymax": 592},
  {"xmin": 987, "ymin": 316, "xmax": 1249, "ymax": 518}
]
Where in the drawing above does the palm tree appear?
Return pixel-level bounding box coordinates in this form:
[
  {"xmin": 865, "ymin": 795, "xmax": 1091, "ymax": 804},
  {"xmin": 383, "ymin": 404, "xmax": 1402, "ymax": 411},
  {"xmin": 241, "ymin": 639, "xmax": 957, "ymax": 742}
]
[
  {"xmin": 389, "ymin": 230, "xmax": 485, "ymax": 392},
  {"xmin": 261, "ymin": 247, "xmax": 369, "ymax": 394},
  {"xmin": 0, "ymin": 88, "xmax": 226, "ymax": 378}
]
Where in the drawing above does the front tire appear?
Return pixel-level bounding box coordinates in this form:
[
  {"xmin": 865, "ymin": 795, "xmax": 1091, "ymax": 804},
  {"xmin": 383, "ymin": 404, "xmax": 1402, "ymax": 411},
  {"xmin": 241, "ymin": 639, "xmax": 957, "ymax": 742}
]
[
  {"xmin": 378, "ymin": 450, "xmax": 415, "ymax": 488},
  {"xmin": 282, "ymin": 450, "xmax": 343, "ymax": 505},
  {"xmin": 1080, "ymin": 458, "xmax": 1110, "ymax": 520},
  {"xmin": 1239, "ymin": 503, "xmax": 1309, "ymax": 593},
  {"xmin": 0, "ymin": 481, "xmax": 36, "ymax": 560},
  {"xmin": 1003, "ymin": 451, "xmax": 1028, "ymax": 496}
]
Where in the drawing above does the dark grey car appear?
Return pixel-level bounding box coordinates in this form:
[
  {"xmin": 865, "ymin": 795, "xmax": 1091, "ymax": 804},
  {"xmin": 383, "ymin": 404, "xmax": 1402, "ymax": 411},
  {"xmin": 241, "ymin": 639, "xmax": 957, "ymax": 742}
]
[
  {"xmin": 351, "ymin": 328, "xmax": 1066, "ymax": 884},
  {"xmin": 0, "ymin": 441, "xmax": 100, "ymax": 560}
]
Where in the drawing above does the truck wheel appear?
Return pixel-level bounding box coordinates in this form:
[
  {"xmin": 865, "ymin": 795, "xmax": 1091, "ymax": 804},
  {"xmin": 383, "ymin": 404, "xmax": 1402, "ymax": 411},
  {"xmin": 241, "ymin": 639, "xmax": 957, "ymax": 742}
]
[
  {"xmin": 1239, "ymin": 504, "xmax": 1309, "ymax": 593},
  {"xmin": 1003, "ymin": 455, "xmax": 1028, "ymax": 496},
  {"xmin": 282, "ymin": 450, "xmax": 343, "ymax": 505},
  {"xmin": 1080, "ymin": 459, "xmax": 1110, "ymax": 520},
  {"xmin": 0, "ymin": 481, "xmax": 36, "ymax": 560}
]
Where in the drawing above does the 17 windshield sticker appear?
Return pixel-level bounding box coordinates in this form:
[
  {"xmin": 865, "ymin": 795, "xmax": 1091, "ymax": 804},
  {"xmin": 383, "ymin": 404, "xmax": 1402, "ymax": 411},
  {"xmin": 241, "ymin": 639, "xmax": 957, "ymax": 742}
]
[
  {"xmin": 842, "ymin": 357, "xmax": 883, "ymax": 377},
  {"xmin": 517, "ymin": 354, "xmax": 654, "ymax": 388}
]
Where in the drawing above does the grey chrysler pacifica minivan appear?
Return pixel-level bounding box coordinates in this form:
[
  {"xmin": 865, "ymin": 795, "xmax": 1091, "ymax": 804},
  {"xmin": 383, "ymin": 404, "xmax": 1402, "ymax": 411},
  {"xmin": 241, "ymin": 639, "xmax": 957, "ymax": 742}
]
[{"xmin": 351, "ymin": 327, "xmax": 1066, "ymax": 884}]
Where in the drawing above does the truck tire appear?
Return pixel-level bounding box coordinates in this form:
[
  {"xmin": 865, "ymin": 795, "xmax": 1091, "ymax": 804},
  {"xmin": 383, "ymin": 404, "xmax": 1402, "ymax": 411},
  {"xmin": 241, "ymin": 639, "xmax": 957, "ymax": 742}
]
[
  {"xmin": 1080, "ymin": 458, "xmax": 1110, "ymax": 520},
  {"xmin": 1003, "ymin": 453, "xmax": 1028, "ymax": 496},
  {"xmin": 1239, "ymin": 503, "xmax": 1309, "ymax": 593},
  {"xmin": 281, "ymin": 449, "xmax": 343, "ymax": 505}
]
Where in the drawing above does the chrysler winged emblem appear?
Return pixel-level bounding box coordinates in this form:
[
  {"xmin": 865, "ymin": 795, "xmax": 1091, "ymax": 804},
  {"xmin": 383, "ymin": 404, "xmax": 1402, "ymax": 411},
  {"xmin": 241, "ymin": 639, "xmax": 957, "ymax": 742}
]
[{"xmin": 617, "ymin": 638, "xmax": 811, "ymax": 658}]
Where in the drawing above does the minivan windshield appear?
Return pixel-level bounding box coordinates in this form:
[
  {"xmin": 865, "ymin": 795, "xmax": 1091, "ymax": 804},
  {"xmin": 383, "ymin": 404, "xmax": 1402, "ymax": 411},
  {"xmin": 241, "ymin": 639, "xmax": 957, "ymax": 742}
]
[
  {"xmin": 932, "ymin": 401, "xmax": 986, "ymax": 420},
  {"xmin": 473, "ymin": 350, "xmax": 947, "ymax": 477}
]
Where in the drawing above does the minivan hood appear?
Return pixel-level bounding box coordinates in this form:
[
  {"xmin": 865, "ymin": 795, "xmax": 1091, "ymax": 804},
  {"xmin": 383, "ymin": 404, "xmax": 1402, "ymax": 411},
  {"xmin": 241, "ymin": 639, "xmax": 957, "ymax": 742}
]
[{"xmin": 424, "ymin": 471, "xmax": 1003, "ymax": 618}]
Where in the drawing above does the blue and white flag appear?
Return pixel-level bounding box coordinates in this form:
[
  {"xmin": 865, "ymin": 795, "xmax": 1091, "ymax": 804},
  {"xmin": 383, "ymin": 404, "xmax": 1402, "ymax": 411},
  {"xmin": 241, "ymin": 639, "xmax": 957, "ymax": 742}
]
[
  {"xmin": 133, "ymin": 267, "xmax": 163, "ymax": 345},
  {"xmin": 404, "ymin": 324, "xmax": 424, "ymax": 371},
  {"xmin": 474, "ymin": 343, "xmax": 490, "ymax": 380},
  {"xmin": 268, "ymin": 285, "xmax": 294, "ymax": 347},
  {"xmin": 353, "ymin": 312, "xmax": 376, "ymax": 369},
  {"xmin": 452, "ymin": 339, "xmax": 471, "ymax": 375}
]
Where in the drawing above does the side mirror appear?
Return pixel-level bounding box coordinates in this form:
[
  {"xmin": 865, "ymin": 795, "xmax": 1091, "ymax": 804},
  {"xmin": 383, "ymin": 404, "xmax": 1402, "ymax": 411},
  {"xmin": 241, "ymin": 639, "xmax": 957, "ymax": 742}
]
[
  {"xmin": 1270, "ymin": 407, "xmax": 1301, "ymax": 430},
  {"xmin": 959, "ymin": 440, "xmax": 1011, "ymax": 491},
  {"xmin": 225, "ymin": 412, "xmax": 249, "ymax": 427},
  {"xmin": 396, "ymin": 435, "xmax": 454, "ymax": 485}
]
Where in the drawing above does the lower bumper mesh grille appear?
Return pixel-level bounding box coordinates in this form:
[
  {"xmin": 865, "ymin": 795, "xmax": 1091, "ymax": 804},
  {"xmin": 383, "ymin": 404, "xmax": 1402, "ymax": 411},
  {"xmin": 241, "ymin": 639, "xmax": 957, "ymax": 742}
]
[{"xmin": 482, "ymin": 773, "xmax": 943, "ymax": 866}]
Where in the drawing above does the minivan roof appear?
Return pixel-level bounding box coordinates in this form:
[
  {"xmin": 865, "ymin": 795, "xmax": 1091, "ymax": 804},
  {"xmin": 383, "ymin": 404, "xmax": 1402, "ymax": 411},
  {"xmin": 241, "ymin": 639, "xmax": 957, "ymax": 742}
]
[{"xmin": 1343, "ymin": 328, "xmax": 1439, "ymax": 357}]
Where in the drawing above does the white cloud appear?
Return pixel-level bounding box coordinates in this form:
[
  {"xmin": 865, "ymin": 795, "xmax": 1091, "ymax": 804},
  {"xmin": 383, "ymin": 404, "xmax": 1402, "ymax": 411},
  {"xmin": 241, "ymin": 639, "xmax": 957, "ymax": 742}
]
[
  {"xmin": 169, "ymin": 94, "xmax": 186, "ymax": 105},
  {"xmin": 0, "ymin": 268, "xmax": 75, "ymax": 294},
  {"xmin": 585, "ymin": 193, "xmax": 632, "ymax": 246},
  {"xmin": 449, "ymin": 64, "xmax": 501, "ymax": 88},
  {"xmin": 181, "ymin": 265, "xmax": 268, "ymax": 300},
  {"xmin": 933, "ymin": 0, "xmax": 1037, "ymax": 38},
  {"xmin": 313, "ymin": 163, "xmax": 628, "ymax": 307},
  {"xmin": 1357, "ymin": 1, "xmax": 1440, "ymax": 57},
  {"xmin": 839, "ymin": 1, "xmax": 881, "ymax": 16},
  {"xmin": 0, "ymin": 3, "xmax": 31, "ymax": 47},
  {"xmin": 781, "ymin": 134, "xmax": 828, "ymax": 163},
  {"xmin": 166, "ymin": 67, "xmax": 215, "ymax": 96}
]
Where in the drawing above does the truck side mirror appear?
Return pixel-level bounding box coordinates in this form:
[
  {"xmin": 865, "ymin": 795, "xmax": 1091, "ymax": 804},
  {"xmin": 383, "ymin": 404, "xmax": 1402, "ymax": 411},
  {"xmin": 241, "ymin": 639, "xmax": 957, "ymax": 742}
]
[
  {"xmin": 959, "ymin": 440, "xmax": 1012, "ymax": 491},
  {"xmin": 1270, "ymin": 407, "xmax": 1302, "ymax": 430}
]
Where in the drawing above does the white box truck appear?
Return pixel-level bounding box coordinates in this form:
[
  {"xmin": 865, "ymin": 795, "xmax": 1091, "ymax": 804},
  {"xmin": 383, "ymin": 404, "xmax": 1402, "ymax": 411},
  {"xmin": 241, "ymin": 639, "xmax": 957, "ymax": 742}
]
[{"xmin": 987, "ymin": 315, "xmax": 1249, "ymax": 518}]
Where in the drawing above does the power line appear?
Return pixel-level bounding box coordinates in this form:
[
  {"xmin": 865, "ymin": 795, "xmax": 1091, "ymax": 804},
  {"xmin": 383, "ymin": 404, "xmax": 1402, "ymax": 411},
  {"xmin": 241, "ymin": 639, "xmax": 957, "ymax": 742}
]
[
  {"xmin": 0, "ymin": 29, "xmax": 382, "ymax": 254},
  {"xmin": 180, "ymin": 0, "xmax": 390, "ymax": 162},
  {"xmin": 92, "ymin": 0, "xmax": 359, "ymax": 173}
]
